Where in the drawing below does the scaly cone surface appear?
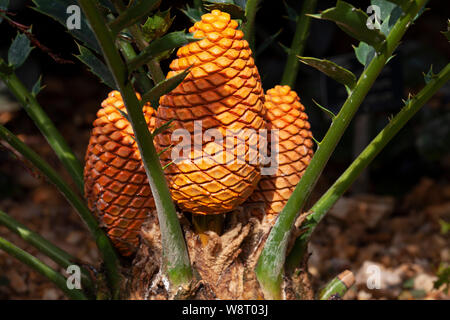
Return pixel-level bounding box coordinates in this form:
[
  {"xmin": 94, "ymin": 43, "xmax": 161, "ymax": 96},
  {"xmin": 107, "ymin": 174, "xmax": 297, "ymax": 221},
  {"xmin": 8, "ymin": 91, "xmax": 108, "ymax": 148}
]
[
  {"xmin": 84, "ymin": 91, "xmax": 156, "ymax": 256},
  {"xmin": 247, "ymin": 85, "xmax": 314, "ymax": 216},
  {"xmin": 156, "ymin": 10, "xmax": 266, "ymax": 215}
]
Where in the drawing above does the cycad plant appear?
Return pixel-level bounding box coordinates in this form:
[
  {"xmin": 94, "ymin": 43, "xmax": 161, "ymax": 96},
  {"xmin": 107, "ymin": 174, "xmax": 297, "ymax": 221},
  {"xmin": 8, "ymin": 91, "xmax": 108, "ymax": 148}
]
[{"xmin": 0, "ymin": 0, "xmax": 448, "ymax": 300}]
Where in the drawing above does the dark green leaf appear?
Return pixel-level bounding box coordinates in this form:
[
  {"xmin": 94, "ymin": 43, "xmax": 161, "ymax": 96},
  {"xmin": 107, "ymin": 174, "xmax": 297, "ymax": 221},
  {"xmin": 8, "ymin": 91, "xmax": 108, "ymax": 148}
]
[
  {"xmin": 8, "ymin": 33, "xmax": 33, "ymax": 69},
  {"xmin": 255, "ymin": 29, "xmax": 282, "ymax": 56},
  {"xmin": 76, "ymin": 44, "xmax": 116, "ymax": 89},
  {"xmin": 31, "ymin": 76, "xmax": 45, "ymax": 97},
  {"xmin": 434, "ymin": 265, "xmax": 450, "ymax": 292},
  {"xmin": 204, "ymin": 1, "xmax": 246, "ymax": 22},
  {"xmin": 0, "ymin": 0, "xmax": 9, "ymax": 24},
  {"xmin": 354, "ymin": 41, "xmax": 376, "ymax": 68},
  {"xmin": 311, "ymin": 1, "xmax": 386, "ymax": 52},
  {"xmin": 180, "ymin": 4, "xmax": 203, "ymax": 23},
  {"xmin": 142, "ymin": 67, "xmax": 191, "ymax": 108},
  {"xmin": 109, "ymin": 0, "xmax": 161, "ymax": 36},
  {"xmin": 385, "ymin": 0, "xmax": 413, "ymax": 11},
  {"xmin": 128, "ymin": 31, "xmax": 199, "ymax": 71},
  {"xmin": 98, "ymin": 0, "xmax": 117, "ymax": 14},
  {"xmin": 32, "ymin": 0, "xmax": 101, "ymax": 53},
  {"xmin": 298, "ymin": 56, "xmax": 357, "ymax": 89},
  {"xmin": 142, "ymin": 9, "xmax": 174, "ymax": 42}
]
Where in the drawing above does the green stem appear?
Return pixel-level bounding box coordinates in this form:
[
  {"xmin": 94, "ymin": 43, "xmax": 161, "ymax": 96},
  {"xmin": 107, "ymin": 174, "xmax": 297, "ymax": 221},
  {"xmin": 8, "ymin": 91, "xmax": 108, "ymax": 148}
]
[
  {"xmin": 111, "ymin": 0, "xmax": 165, "ymax": 85},
  {"xmin": 0, "ymin": 124, "xmax": 121, "ymax": 298},
  {"xmin": 0, "ymin": 209, "xmax": 95, "ymax": 296},
  {"xmin": 0, "ymin": 237, "xmax": 87, "ymax": 300},
  {"xmin": 193, "ymin": 0, "xmax": 203, "ymax": 11},
  {"xmin": 0, "ymin": 58, "xmax": 84, "ymax": 193},
  {"xmin": 118, "ymin": 39, "xmax": 153, "ymax": 92},
  {"xmin": 280, "ymin": 0, "xmax": 318, "ymax": 87},
  {"xmin": 79, "ymin": 0, "xmax": 193, "ymax": 287},
  {"xmin": 243, "ymin": 0, "xmax": 260, "ymax": 51},
  {"xmin": 286, "ymin": 62, "xmax": 450, "ymax": 271},
  {"xmin": 255, "ymin": 0, "xmax": 428, "ymax": 299}
]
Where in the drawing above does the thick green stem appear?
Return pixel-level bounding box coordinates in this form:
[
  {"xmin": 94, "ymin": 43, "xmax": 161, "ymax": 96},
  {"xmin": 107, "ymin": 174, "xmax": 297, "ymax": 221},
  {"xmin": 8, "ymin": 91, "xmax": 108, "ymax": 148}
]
[
  {"xmin": 0, "ymin": 209, "xmax": 95, "ymax": 295},
  {"xmin": 0, "ymin": 237, "xmax": 87, "ymax": 300},
  {"xmin": 0, "ymin": 58, "xmax": 84, "ymax": 193},
  {"xmin": 79, "ymin": 0, "xmax": 193, "ymax": 287},
  {"xmin": 255, "ymin": 0, "xmax": 428, "ymax": 299},
  {"xmin": 243, "ymin": 0, "xmax": 260, "ymax": 51},
  {"xmin": 0, "ymin": 124, "xmax": 121, "ymax": 298},
  {"xmin": 286, "ymin": 62, "xmax": 450, "ymax": 271},
  {"xmin": 280, "ymin": 0, "xmax": 318, "ymax": 87}
]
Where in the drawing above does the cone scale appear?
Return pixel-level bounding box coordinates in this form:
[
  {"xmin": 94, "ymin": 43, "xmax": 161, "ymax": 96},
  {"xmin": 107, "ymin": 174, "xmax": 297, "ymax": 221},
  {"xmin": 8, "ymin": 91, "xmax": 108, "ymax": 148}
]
[
  {"xmin": 156, "ymin": 10, "xmax": 266, "ymax": 215},
  {"xmin": 84, "ymin": 91, "xmax": 156, "ymax": 256},
  {"xmin": 247, "ymin": 85, "xmax": 314, "ymax": 216}
]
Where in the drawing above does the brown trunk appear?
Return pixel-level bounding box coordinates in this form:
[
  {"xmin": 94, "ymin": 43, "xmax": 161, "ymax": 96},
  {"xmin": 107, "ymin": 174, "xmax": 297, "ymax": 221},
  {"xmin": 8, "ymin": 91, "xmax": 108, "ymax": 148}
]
[{"xmin": 123, "ymin": 209, "xmax": 314, "ymax": 300}]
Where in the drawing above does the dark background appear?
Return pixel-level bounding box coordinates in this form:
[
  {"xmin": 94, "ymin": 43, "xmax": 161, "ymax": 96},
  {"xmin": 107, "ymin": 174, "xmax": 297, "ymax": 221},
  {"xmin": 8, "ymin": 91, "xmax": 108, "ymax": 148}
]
[{"xmin": 0, "ymin": 0, "xmax": 449, "ymax": 299}]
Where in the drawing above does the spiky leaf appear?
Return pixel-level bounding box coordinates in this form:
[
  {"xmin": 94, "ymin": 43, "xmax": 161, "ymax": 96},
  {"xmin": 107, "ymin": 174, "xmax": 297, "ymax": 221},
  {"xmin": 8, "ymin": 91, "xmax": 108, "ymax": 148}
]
[
  {"xmin": 76, "ymin": 44, "xmax": 116, "ymax": 89},
  {"xmin": 180, "ymin": 4, "xmax": 203, "ymax": 23},
  {"xmin": 128, "ymin": 31, "xmax": 199, "ymax": 71},
  {"xmin": 298, "ymin": 56, "xmax": 357, "ymax": 89},
  {"xmin": 32, "ymin": 0, "xmax": 101, "ymax": 53},
  {"xmin": 109, "ymin": 0, "xmax": 161, "ymax": 36},
  {"xmin": 385, "ymin": 0, "xmax": 413, "ymax": 11},
  {"xmin": 8, "ymin": 33, "xmax": 33, "ymax": 69},
  {"xmin": 311, "ymin": 1, "xmax": 386, "ymax": 52},
  {"xmin": 204, "ymin": 1, "xmax": 246, "ymax": 21},
  {"xmin": 142, "ymin": 68, "xmax": 191, "ymax": 108}
]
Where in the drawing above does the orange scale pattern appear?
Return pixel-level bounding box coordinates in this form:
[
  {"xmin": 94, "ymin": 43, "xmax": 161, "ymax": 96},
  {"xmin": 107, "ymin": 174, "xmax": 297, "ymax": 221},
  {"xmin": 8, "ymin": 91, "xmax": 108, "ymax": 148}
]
[
  {"xmin": 84, "ymin": 91, "xmax": 156, "ymax": 256},
  {"xmin": 156, "ymin": 10, "xmax": 266, "ymax": 215},
  {"xmin": 247, "ymin": 85, "xmax": 314, "ymax": 216}
]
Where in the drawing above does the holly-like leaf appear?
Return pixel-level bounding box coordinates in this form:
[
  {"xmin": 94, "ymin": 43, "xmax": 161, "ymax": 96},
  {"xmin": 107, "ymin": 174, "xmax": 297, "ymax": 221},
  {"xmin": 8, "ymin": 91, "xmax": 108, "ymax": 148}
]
[
  {"xmin": 298, "ymin": 56, "xmax": 357, "ymax": 90},
  {"xmin": 109, "ymin": 0, "xmax": 161, "ymax": 36},
  {"xmin": 0, "ymin": 0, "xmax": 9, "ymax": 24},
  {"xmin": 76, "ymin": 44, "xmax": 116, "ymax": 89},
  {"xmin": 128, "ymin": 31, "xmax": 199, "ymax": 71},
  {"xmin": 311, "ymin": 1, "xmax": 386, "ymax": 52},
  {"xmin": 203, "ymin": 0, "xmax": 246, "ymax": 22},
  {"xmin": 142, "ymin": 67, "xmax": 191, "ymax": 109},
  {"xmin": 8, "ymin": 33, "xmax": 33, "ymax": 69},
  {"xmin": 32, "ymin": 0, "xmax": 101, "ymax": 53},
  {"xmin": 180, "ymin": 4, "xmax": 203, "ymax": 23},
  {"xmin": 142, "ymin": 9, "xmax": 174, "ymax": 42}
]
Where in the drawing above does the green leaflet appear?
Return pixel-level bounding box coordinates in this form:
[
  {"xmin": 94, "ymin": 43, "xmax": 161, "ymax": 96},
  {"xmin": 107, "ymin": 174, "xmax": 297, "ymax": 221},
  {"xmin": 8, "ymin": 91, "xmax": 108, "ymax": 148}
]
[
  {"xmin": 180, "ymin": 4, "xmax": 203, "ymax": 23},
  {"xmin": 76, "ymin": 44, "xmax": 116, "ymax": 89},
  {"xmin": 127, "ymin": 31, "xmax": 199, "ymax": 71},
  {"xmin": 141, "ymin": 67, "xmax": 191, "ymax": 109},
  {"xmin": 310, "ymin": 1, "xmax": 386, "ymax": 52},
  {"xmin": 32, "ymin": 0, "xmax": 101, "ymax": 53},
  {"xmin": 8, "ymin": 33, "xmax": 33, "ymax": 69},
  {"xmin": 109, "ymin": 0, "xmax": 161, "ymax": 36},
  {"xmin": 298, "ymin": 56, "xmax": 357, "ymax": 90}
]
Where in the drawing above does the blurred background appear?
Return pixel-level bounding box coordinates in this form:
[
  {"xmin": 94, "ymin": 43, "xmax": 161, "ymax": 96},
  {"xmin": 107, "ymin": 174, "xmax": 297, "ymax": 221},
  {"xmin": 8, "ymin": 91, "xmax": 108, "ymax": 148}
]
[{"xmin": 0, "ymin": 0, "xmax": 449, "ymax": 299}]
